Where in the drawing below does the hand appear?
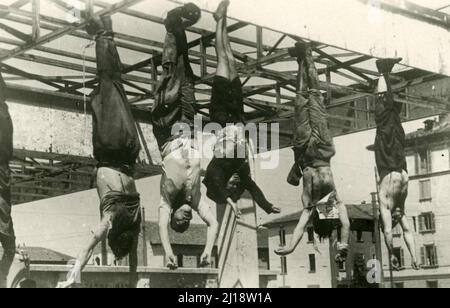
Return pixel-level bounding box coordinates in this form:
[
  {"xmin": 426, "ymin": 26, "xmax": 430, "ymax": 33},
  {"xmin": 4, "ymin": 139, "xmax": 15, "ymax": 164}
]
[
  {"xmin": 275, "ymin": 247, "xmax": 293, "ymax": 256},
  {"xmin": 166, "ymin": 254, "xmax": 178, "ymax": 270},
  {"xmin": 228, "ymin": 199, "xmax": 241, "ymax": 219},
  {"xmin": 391, "ymin": 255, "xmax": 400, "ymax": 272},
  {"xmin": 200, "ymin": 252, "xmax": 211, "ymax": 268},
  {"xmin": 269, "ymin": 206, "xmax": 281, "ymax": 214},
  {"xmin": 411, "ymin": 260, "xmax": 421, "ymax": 271}
]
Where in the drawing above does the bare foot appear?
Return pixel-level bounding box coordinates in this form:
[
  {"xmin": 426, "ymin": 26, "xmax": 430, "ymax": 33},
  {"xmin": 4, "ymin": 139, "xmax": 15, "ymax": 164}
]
[
  {"xmin": 269, "ymin": 206, "xmax": 281, "ymax": 214},
  {"xmin": 214, "ymin": 0, "xmax": 230, "ymax": 22}
]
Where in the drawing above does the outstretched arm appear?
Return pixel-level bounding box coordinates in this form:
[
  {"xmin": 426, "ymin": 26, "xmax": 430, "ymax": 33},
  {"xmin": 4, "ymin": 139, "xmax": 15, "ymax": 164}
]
[
  {"xmin": 275, "ymin": 209, "xmax": 313, "ymax": 256},
  {"xmin": 57, "ymin": 216, "xmax": 110, "ymax": 288},
  {"xmin": 197, "ymin": 204, "xmax": 219, "ymax": 267},
  {"xmin": 159, "ymin": 203, "xmax": 177, "ymax": 270}
]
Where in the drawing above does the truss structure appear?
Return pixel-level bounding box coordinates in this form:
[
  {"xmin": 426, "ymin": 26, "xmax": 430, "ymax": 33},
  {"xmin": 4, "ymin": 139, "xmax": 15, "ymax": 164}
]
[{"xmin": 0, "ymin": 0, "xmax": 449, "ymax": 203}]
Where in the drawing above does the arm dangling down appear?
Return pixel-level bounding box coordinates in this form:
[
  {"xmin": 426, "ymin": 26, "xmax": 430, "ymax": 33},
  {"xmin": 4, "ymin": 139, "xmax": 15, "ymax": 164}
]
[
  {"xmin": 159, "ymin": 199, "xmax": 178, "ymax": 270},
  {"xmin": 196, "ymin": 203, "xmax": 219, "ymax": 267},
  {"xmin": 56, "ymin": 215, "xmax": 110, "ymax": 288}
]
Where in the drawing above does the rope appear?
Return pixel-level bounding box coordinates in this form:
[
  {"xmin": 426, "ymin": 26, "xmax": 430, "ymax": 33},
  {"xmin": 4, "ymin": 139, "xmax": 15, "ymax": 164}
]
[{"xmin": 81, "ymin": 40, "xmax": 95, "ymax": 147}]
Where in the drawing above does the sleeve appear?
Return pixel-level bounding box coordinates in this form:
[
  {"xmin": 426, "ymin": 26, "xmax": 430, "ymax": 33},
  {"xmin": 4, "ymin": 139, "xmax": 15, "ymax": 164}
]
[
  {"xmin": 241, "ymin": 173, "xmax": 274, "ymax": 214},
  {"xmin": 204, "ymin": 162, "xmax": 232, "ymax": 205}
]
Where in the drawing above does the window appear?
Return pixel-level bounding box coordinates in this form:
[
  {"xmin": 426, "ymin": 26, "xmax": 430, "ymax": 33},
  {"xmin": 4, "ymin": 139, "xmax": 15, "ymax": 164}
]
[
  {"xmin": 393, "ymin": 248, "xmax": 405, "ymax": 270},
  {"xmin": 258, "ymin": 249, "xmax": 270, "ymax": 270},
  {"xmin": 279, "ymin": 227, "xmax": 286, "ymax": 246},
  {"xmin": 417, "ymin": 149, "xmax": 430, "ymax": 175},
  {"xmin": 421, "ymin": 245, "xmax": 439, "ymax": 269},
  {"xmin": 281, "ymin": 257, "xmax": 288, "ymax": 276},
  {"xmin": 338, "ymin": 258, "xmax": 346, "ymax": 272},
  {"xmin": 309, "ymin": 254, "xmax": 316, "ymax": 273},
  {"xmin": 357, "ymin": 231, "xmax": 364, "ymax": 243},
  {"xmin": 427, "ymin": 281, "xmax": 439, "ymax": 289},
  {"xmin": 395, "ymin": 283, "xmax": 405, "ymax": 289},
  {"xmin": 177, "ymin": 254, "xmax": 184, "ymax": 268},
  {"xmin": 419, "ymin": 213, "xmax": 436, "ymax": 234},
  {"xmin": 307, "ymin": 227, "xmax": 315, "ymax": 243},
  {"xmin": 419, "ymin": 180, "xmax": 432, "ymax": 201}
]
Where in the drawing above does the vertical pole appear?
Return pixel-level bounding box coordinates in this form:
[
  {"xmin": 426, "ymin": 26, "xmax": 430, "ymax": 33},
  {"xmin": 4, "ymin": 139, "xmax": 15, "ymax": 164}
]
[
  {"xmin": 256, "ymin": 26, "xmax": 263, "ymax": 62},
  {"xmin": 141, "ymin": 207, "xmax": 148, "ymax": 267},
  {"xmin": 329, "ymin": 230, "xmax": 338, "ymax": 288},
  {"xmin": 372, "ymin": 171, "xmax": 385, "ymax": 288},
  {"xmin": 326, "ymin": 65, "xmax": 332, "ymax": 106},
  {"xmin": 216, "ymin": 140, "xmax": 260, "ymax": 288},
  {"xmin": 200, "ymin": 39, "xmax": 208, "ymax": 77},
  {"xmin": 276, "ymin": 82, "xmax": 281, "ymax": 106},
  {"xmin": 31, "ymin": 0, "xmax": 40, "ymax": 41},
  {"xmin": 86, "ymin": 0, "xmax": 94, "ymax": 17}
]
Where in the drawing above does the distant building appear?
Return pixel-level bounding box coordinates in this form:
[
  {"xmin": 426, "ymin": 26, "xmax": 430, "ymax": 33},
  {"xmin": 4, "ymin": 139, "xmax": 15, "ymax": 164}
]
[
  {"xmin": 264, "ymin": 203, "xmax": 378, "ymax": 288},
  {"xmin": 1, "ymin": 246, "xmax": 73, "ymax": 265},
  {"xmin": 381, "ymin": 115, "xmax": 450, "ymax": 288}
]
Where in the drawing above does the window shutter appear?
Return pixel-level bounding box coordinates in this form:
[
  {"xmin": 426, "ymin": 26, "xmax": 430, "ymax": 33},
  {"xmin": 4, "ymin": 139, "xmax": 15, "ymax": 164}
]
[
  {"xmin": 400, "ymin": 249, "xmax": 405, "ymax": 268},
  {"xmin": 427, "ymin": 150, "xmax": 432, "ymax": 174},
  {"xmin": 432, "ymin": 213, "xmax": 436, "ymax": 231},
  {"xmin": 415, "ymin": 153, "xmax": 419, "ymax": 175},
  {"xmin": 419, "ymin": 215, "xmax": 425, "ymax": 233},
  {"xmin": 433, "ymin": 246, "xmax": 439, "ymax": 267},
  {"xmin": 426, "ymin": 180, "xmax": 432, "ymax": 199},
  {"xmin": 419, "ymin": 182, "xmax": 424, "ymax": 200},
  {"xmin": 420, "ymin": 247, "xmax": 426, "ymax": 266}
]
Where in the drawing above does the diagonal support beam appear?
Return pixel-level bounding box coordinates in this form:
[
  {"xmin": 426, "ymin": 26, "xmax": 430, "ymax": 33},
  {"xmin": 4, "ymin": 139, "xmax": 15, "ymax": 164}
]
[{"xmin": 0, "ymin": 0, "xmax": 144, "ymax": 62}]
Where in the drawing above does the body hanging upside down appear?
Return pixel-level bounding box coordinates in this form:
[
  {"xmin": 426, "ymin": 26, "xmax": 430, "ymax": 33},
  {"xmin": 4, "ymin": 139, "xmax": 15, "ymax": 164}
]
[
  {"xmin": 153, "ymin": 3, "xmax": 219, "ymax": 270},
  {"xmin": 0, "ymin": 71, "xmax": 16, "ymax": 289},
  {"xmin": 58, "ymin": 14, "xmax": 142, "ymax": 288},
  {"xmin": 203, "ymin": 0, "xmax": 281, "ymax": 218},
  {"xmin": 275, "ymin": 42, "xmax": 350, "ymax": 263},
  {"xmin": 373, "ymin": 58, "xmax": 420, "ymax": 271}
]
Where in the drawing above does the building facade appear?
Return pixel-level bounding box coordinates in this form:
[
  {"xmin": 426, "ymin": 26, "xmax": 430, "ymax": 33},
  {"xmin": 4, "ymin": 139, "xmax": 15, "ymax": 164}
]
[
  {"xmin": 382, "ymin": 115, "xmax": 450, "ymax": 288},
  {"xmin": 264, "ymin": 204, "xmax": 378, "ymax": 288}
]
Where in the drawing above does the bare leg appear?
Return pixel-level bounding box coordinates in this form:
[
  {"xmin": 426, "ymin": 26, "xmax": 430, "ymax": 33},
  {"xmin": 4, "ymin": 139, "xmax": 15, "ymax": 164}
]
[
  {"xmin": 214, "ymin": 1, "xmax": 230, "ymax": 80},
  {"xmin": 400, "ymin": 215, "xmax": 419, "ymax": 270},
  {"xmin": 379, "ymin": 172, "xmax": 405, "ymax": 271},
  {"xmin": 222, "ymin": 10, "xmax": 238, "ymax": 80}
]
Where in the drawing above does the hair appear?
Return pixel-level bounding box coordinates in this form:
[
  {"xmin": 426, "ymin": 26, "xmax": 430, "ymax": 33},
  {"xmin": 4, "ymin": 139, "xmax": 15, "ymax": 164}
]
[
  {"xmin": 311, "ymin": 210, "xmax": 341, "ymax": 241},
  {"xmin": 107, "ymin": 206, "xmax": 140, "ymax": 260},
  {"xmin": 170, "ymin": 208, "xmax": 191, "ymax": 234}
]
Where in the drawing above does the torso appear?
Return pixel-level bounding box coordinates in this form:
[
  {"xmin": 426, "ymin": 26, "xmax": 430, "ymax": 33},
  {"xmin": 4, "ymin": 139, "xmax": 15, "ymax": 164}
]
[{"xmin": 96, "ymin": 167, "xmax": 137, "ymax": 199}]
